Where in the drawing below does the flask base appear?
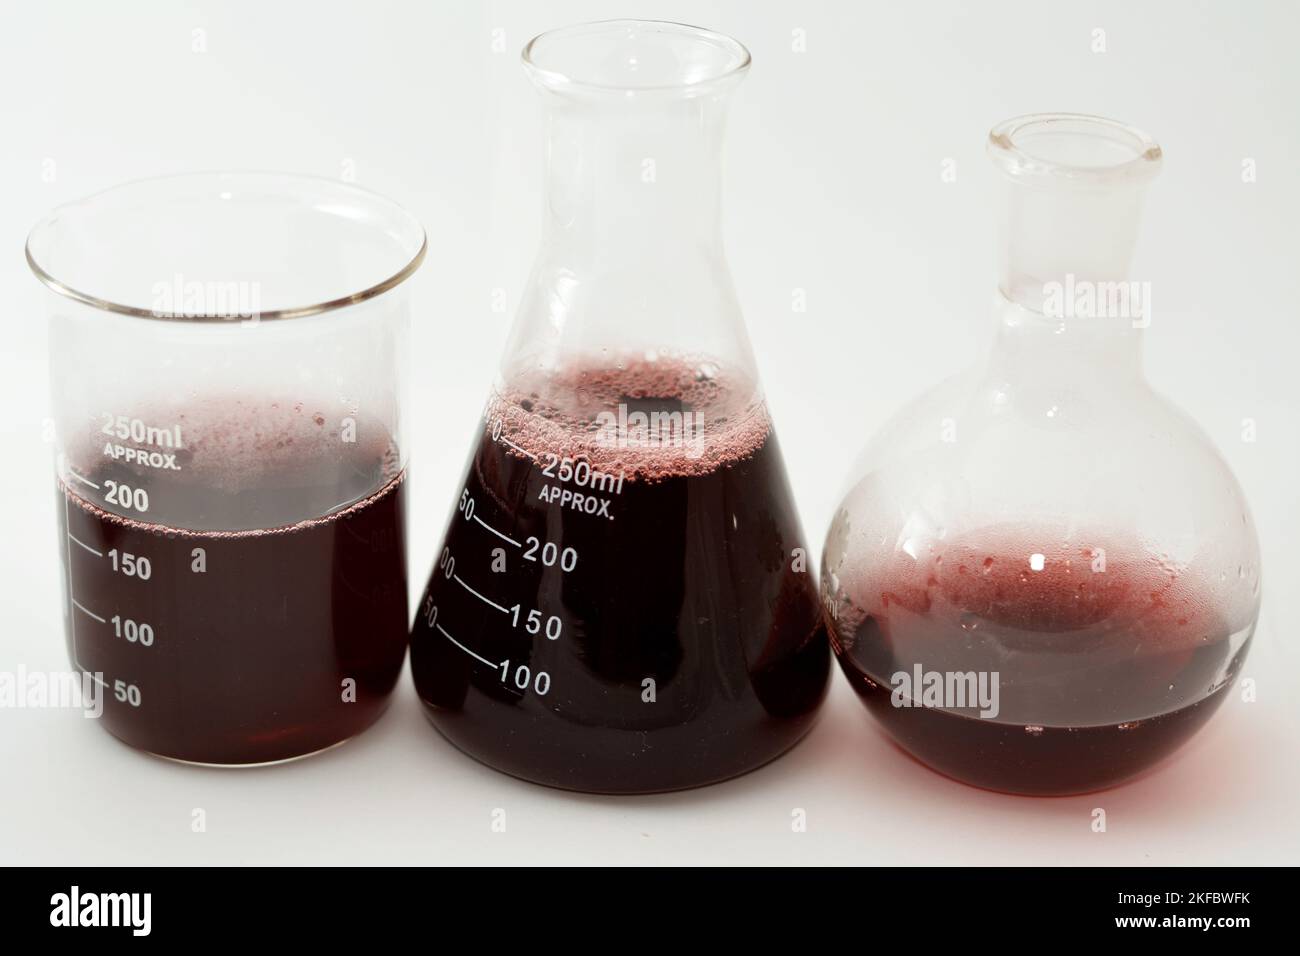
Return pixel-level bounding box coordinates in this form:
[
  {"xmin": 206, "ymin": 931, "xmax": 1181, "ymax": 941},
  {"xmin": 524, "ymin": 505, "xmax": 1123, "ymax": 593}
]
[
  {"xmin": 843, "ymin": 668, "xmax": 1235, "ymax": 797},
  {"xmin": 418, "ymin": 699, "xmax": 825, "ymax": 795}
]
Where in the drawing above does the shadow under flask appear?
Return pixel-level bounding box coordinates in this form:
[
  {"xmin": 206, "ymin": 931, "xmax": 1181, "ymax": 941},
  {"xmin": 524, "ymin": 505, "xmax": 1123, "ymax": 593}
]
[
  {"xmin": 821, "ymin": 114, "xmax": 1261, "ymax": 796},
  {"xmin": 409, "ymin": 20, "xmax": 830, "ymax": 793}
]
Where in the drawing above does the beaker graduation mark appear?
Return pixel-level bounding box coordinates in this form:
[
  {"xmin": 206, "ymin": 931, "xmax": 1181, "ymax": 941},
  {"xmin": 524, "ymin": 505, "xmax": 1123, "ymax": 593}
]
[{"xmin": 63, "ymin": 493, "xmax": 120, "ymax": 698}]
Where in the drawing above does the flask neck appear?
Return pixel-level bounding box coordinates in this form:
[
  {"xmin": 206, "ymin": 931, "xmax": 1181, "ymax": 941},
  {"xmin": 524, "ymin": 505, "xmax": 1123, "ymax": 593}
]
[
  {"xmin": 996, "ymin": 177, "xmax": 1152, "ymax": 317},
  {"xmin": 540, "ymin": 94, "xmax": 729, "ymax": 256},
  {"xmin": 987, "ymin": 114, "xmax": 1162, "ymax": 321},
  {"xmin": 503, "ymin": 21, "xmax": 756, "ymax": 386},
  {"xmin": 988, "ymin": 292, "xmax": 1145, "ymax": 382}
]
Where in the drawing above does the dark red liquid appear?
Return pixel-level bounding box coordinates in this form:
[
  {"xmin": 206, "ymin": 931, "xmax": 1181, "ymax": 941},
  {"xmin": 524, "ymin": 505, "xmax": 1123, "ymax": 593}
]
[
  {"xmin": 827, "ymin": 533, "xmax": 1252, "ymax": 794},
  {"xmin": 56, "ymin": 406, "xmax": 408, "ymax": 764},
  {"xmin": 409, "ymin": 360, "xmax": 829, "ymax": 793}
]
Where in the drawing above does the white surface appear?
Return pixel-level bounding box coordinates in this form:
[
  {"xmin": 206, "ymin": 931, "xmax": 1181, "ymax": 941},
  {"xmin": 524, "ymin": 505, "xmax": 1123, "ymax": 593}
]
[{"xmin": 2, "ymin": 0, "xmax": 1298, "ymax": 865}]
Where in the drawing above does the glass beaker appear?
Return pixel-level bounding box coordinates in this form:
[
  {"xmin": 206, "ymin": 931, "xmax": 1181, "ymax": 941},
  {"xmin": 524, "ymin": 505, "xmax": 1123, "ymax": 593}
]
[
  {"xmin": 409, "ymin": 20, "xmax": 830, "ymax": 793},
  {"xmin": 28, "ymin": 172, "xmax": 425, "ymax": 765},
  {"xmin": 821, "ymin": 114, "xmax": 1262, "ymax": 795}
]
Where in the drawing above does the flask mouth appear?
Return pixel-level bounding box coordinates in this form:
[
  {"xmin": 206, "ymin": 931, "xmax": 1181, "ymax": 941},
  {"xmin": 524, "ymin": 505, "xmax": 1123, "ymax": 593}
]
[
  {"xmin": 522, "ymin": 19, "xmax": 751, "ymax": 98},
  {"xmin": 987, "ymin": 113, "xmax": 1162, "ymax": 187}
]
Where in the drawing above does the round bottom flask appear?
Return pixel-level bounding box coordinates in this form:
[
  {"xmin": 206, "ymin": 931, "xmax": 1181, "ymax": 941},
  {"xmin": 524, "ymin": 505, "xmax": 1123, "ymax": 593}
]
[{"xmin": 821, "ymin": 115, "xmax": 1261, "ymax": 795}]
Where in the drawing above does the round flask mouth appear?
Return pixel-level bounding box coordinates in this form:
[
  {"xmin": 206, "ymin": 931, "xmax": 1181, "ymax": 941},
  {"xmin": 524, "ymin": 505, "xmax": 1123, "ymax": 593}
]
[{"xmin": 987, "ymin": 113, "xmax": 1163, "ymax": 187}]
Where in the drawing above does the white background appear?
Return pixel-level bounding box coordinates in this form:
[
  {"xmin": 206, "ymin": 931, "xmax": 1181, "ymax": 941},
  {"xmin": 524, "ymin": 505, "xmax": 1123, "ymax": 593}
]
[{"xmin": 1, "ymin": 0, "xmax": 1297, "ymax": 865}]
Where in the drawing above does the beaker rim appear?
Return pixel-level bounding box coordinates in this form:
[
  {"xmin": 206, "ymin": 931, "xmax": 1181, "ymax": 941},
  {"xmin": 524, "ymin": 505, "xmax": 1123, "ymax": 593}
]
[
  {"xmin": 522, "ymin": 19, "xmax": 751, "ymax": 97},
  {"xmin": 987, "ymin": 113, "xmax": 1163, "ymax": 187},
  {"xmin": 25, "ymin": 170, "xmax": 427, "ymax": 322}
]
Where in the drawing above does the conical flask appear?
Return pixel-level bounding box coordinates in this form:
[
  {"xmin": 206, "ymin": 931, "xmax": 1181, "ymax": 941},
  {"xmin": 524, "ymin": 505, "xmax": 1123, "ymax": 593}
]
[
  {"xmin": 821, "ymin": 114, "xmax": 1261, "ymax": 795},
  {"xmin": 410, "ymin": 20, "xmax": 829, "ymax": 793}
]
